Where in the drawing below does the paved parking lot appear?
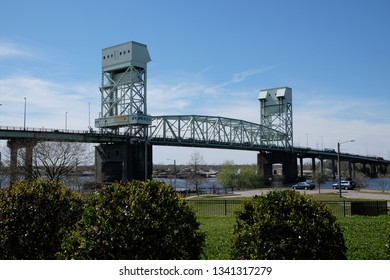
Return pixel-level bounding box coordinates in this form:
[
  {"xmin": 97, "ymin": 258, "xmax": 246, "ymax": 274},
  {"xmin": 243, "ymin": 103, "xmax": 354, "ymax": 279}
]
[{"xmin": 221, "ymin": 187, "xmax": 390, "ymax": 201}]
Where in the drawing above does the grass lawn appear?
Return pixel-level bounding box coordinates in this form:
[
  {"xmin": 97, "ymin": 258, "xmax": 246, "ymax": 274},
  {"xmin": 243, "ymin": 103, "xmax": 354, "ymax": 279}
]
[
  {"xmin": 340, "ymin": 216, "xmax": 390, "ymax": 260},
  {"xmin": 198, "ymin": 215, "xmax": 390, "ymax": 260},
  {"xmin": 198, "ymin": 216, "xmax": 235, "ymax": 260}
]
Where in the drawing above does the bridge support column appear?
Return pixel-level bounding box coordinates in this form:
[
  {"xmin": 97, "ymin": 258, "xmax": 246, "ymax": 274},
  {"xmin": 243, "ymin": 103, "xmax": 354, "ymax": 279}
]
[
  {"xmin": 332, "ymin": 159, "xmax": 336, "ymax": 179},
  {"xmin": 362, "ymin": 163, "xmax": 367, "ymax": 175},
  {"xmin": 299, "ymin": 157, "xmax": 304, "ymax": 178},
  {"xmin": 95, "ymin": 142, "xmax": 152, "ymax": 184},
  {"xmin": 7, "ymin": 141, "xmax": 18, "ymax": 185},
  {"xmin": 257, "ymin": 152, "xmax": 298, "ymax": 183},
  {"xmin": 320, "ymin": 158, "xmax": 324, "ymax": 173},
  {"xmin": 7, "ymin": 139, "xmax": 37, "ymax": 184},
  {"xmin": 311, "ymin": 157, "xmax": 316, "ymax": 175},
  {"xmin": 352, "ymin": 162, "xmax": 356, "ymax": 178},
  {"xmin": 370, "ymin": 163, "xmax": 378, "ymax": 177},
  {"xmin": 348, "ymin": 161, "xmax": 353, "ymax": 179},
  {"xmin": 379, "ymin": 163, "xmax": 389, "ymax": 175},
  {"xmin": 257, "ymin": 153, "xmax": 273, "ymax": 182}
]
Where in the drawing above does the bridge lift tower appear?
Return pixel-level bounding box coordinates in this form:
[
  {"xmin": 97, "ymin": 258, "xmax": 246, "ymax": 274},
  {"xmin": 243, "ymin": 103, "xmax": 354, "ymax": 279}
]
[
  {"xmin": 95, "ymin": 41, "xmax": 152, "ymax": 135},
  {"xmin": 257, "ymin": 87, "xmax": 297, "ymax": 182},
  {"xmin": 258, "ymin": 87, "xmax": 293, "ymax": 149},
  {"xmin": 94, "ymin": 41, "xmax": 152, "ymax": 183}
]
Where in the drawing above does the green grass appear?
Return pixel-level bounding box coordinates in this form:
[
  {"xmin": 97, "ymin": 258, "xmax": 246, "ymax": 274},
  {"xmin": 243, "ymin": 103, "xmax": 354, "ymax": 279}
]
[
  {"xmin": 340, "ymin": 215, "xmax": 390, "ymax": 260},
  {"xmin": 198, "ymin": 216, "xmax": 235, "ymax": 260},
  {"xmin": 198, "ymin": 215, "xmax": 390, "ymax": 260}
]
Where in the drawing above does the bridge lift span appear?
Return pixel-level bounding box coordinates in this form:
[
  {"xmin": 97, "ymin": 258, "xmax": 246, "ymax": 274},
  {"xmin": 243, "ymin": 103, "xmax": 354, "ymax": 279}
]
[{"xmin": 94, "ymin": 41, "xmax": 153, "ymax": 182}]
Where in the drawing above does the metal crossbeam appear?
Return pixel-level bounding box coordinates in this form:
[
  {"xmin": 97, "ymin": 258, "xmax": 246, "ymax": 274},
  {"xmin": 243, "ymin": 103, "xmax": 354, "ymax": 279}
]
[{"xmin": 148, "ymin": 115, "xmax": 289, "ymax": 150}]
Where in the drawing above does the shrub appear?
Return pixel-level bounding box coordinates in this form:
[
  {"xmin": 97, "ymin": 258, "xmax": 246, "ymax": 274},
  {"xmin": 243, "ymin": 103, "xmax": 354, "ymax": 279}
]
[
  {"xmin": 0, "ymin": 179, "xmax": 84, "ymax": 259},
  {"xmin": 386, "ymin": 223, "xmax": 390, "ymax": 259},
  {"xmin": 58, "ymin": 180, "xmax": 205, "ymax": 259},
  {"xmin": 231, "ymin": 189, "xmax": 347, "ymax": 260}
]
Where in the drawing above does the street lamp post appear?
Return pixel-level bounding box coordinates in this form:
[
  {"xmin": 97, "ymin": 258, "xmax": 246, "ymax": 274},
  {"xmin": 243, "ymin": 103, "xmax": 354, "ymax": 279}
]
[
  {"xmin": 338, "ymin": 140, "xmax": 356, "ymax": 198},
  {"xmin": 65, "ymin": 112, "xmax": 68, "ymax": 130},
  {"xmin": 23, "ymin": 97, "xmax": 27, "ymax": 130}
]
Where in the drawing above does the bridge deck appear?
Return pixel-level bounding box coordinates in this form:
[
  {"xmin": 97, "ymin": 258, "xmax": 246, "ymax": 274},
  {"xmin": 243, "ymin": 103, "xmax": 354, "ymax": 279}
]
[{"xmin": 0, "ymin": 125, "xmax": 388, "ymax": 165}]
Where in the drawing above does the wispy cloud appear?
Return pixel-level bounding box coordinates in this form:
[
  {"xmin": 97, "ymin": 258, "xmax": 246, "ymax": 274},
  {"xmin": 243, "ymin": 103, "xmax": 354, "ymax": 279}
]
[
  {"xmin": 0, "ymin": 41, "xmax": 32, "ymax": 58},
  {"xmin": 0, "ymin": 76, "xmax": 97, "ymax": 130},
  {"xmin": 292, "ymin": 93, "xmax": 390, "ymax": 157},
  {"xmin": 205, "ymin": 67, "xmax": 274, "ymax": 94},
  {"xmin": 149, "ymin": 67, "xmax": 273, "ymax": 121}
]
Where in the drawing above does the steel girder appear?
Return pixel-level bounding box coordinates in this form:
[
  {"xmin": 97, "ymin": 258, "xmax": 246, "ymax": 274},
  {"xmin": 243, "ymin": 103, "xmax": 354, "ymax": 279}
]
[
  {"xmin": 97, "ymin": 65, "xmax": 149, "ymax": 138},
  {"xmin": 100, "ymin": 66, "xmax": 147, "ymax": 118},
  {"xmin": 148, "ymin": 115, "xmax": 289, "ymax": 150}
]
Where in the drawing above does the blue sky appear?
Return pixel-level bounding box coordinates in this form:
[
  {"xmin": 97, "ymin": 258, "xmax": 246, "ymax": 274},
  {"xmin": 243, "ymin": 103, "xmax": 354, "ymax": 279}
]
[{"xmin": 1, "ymin": 0, "xmax": 390, "ymax": 164}]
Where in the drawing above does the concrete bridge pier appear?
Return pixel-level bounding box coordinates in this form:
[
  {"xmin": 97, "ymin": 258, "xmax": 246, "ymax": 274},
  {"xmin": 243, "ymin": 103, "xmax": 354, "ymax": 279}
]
[
  {"xmin": 348, "ymin": 161, "xmax": 353, "ymax": 178},
  {"xmin": 331, "ymin": 159, "xmax": 336, "ymax": 179},
  {"xmin": 319, "ymin": 158, "xmax": 324, "ymax": 173},
  {"xmin": 7, "ymin": 139, "xmax": 37, "ymax": 184},
  {"xmin": 379, "ymin": 163, "xmax": 389, "ymax": 175},
  {"xmin": 95, "ymin": 142, "xmax": 152, "ymax": 184},
  {"xmin": 257, "ymin": 151, "xmax": 298, "ymax": 183},
  {"xmin": 299, "ymin": 157, "xmax": 304, "ymax": 178},
  {"xmin": 351, "ymin": 162, "xmax": 356, "ymax": 178},
  {"xmin": 311, "ymin": 157, "xmax": 316, "ymax": 175},
  {"xmin": 370, "ymin": 163, "xmax": 378, "ymax": 177}
]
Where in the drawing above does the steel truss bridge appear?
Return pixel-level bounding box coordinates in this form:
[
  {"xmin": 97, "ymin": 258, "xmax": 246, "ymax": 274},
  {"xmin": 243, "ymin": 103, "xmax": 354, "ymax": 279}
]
[
  {"xmin": 0, "ymin": 115, "xmax": 288, "ymax": 149},
  {"xmin": 1, "ymin": 114, "xmax": 388, "ymax": 167},
  {"xmin": 149, "ymin": 115, "xmax": 288, "ymax": 151},
  {"xmin": 1, "ymin": 113, "xmax": 389, "ymax": 184}
]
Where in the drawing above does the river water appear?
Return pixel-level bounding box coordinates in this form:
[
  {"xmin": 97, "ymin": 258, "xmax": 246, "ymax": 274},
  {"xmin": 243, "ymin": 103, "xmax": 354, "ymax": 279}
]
[
  {"xmin": 156, "ymin": 177, "xmax": 390, "ymax": 194},
  {"xmin": 2, "ymin": 175, "xmax": 389, "ymax": 194}
]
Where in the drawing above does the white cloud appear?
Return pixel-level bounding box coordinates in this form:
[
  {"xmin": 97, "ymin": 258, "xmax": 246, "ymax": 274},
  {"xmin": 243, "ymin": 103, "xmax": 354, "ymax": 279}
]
[
  {"xmin": 0, "ymin": 41, "xmax": 32, "ymax": 58},
  {"xmin": 293, "ymin": 94, "xmax": 390, "ymax": 158},
  {"xmin": 205, "ymin": 67, "xmax": 273, "ymax": 94},
  {"xmin": 0, "ymin": 76, "xmax": 98, "ymax": 130}
]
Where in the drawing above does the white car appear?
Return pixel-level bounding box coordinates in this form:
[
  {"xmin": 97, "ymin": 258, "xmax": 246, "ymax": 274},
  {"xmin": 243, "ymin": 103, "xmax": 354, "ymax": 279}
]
[{"xmin": 332, "ymin": 181, "xmax": 356, "ymax": 190}]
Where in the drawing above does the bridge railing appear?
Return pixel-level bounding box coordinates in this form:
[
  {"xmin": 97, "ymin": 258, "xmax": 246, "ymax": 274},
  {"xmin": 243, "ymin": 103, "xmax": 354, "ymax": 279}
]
[{"xmin": 0, "ymin": 125, "xmax": 91, "ymax": 135}]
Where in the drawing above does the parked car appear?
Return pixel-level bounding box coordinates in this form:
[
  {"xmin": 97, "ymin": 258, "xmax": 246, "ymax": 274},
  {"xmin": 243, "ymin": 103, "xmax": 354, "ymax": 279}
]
[
  {"xmin": 292, "ymin": 181, "xmax": 315, "ymax": 190},
  {"xmin": 332, "ymin": 180, "xmax": 356, "ymax": 190}
]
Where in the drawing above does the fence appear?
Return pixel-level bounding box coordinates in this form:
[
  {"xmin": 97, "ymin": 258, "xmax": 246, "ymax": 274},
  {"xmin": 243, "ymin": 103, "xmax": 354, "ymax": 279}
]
[{"xmin": 188, "ymin": 200, "xmax": 389, "ymax": 218}]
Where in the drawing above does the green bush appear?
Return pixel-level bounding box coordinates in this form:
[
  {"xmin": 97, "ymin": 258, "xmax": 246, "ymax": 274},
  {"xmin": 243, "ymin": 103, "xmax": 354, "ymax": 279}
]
[
  {"xmin": 386, "ymin": 223, "xmax": 390, "ymax": 259},
  {"xmin": 58, "ymin": 180, "xmax": 205, "ymax": 259},
  {"xmin": 0, "ymin": 179, "xmax": 84, "ymax": 259},
  {"xmin": 231, "ymin": 189, "xmax": 347, "ymax": 260}
]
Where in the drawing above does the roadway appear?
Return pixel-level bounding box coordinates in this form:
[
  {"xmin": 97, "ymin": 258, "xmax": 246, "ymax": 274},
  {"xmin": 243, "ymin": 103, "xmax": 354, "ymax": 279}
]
[{"xmin": 219, "ymin": 188, "xmax": 390, "ymax": 201}]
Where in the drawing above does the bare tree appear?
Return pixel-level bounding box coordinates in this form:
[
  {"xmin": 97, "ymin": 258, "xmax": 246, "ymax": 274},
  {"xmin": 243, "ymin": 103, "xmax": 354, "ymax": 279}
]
[
  {"xmin": 20, "ymin": 141, "xmax": 92, "ymax": 183},
  {"xmin": 353, "ymin": 171, "xmax": 368, "ymax": 190},
  {"xmin": 187, "ymin": 150, "xmax": 205, "ymax": 196},
  {"xmin": 378, "ymin": 173, "xmax": 389, "ymax": 192}
]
